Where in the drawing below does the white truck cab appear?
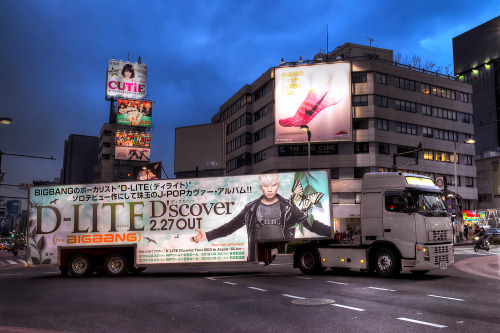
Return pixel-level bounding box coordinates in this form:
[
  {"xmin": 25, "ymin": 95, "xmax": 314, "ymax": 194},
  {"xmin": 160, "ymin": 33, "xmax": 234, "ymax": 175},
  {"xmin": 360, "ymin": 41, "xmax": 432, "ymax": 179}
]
[{"xmin": 295, "ymin": 173, "xmax": 454, "ymax": 277}]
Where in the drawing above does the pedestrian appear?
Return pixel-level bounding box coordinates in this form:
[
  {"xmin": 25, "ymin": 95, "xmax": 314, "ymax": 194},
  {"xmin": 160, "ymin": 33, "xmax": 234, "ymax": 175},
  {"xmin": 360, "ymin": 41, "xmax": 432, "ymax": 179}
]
[{"xmin": 463, "ymin": 225, "xmax": 469, "ymax": 241}]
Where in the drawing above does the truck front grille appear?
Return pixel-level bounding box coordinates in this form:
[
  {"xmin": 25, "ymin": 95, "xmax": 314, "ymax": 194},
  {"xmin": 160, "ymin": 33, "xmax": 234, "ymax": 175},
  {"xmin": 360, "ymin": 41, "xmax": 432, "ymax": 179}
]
[
  {"xmin": 433, "ymin": 245, "xmax": 451, "ymax": 254},
  {"xmin": 429, "ymin": 230, "xmax": 452, "ymax": 241},
  {"xmin": 433, "ymin": 254, "xmax": 451, "ymax": 265}
]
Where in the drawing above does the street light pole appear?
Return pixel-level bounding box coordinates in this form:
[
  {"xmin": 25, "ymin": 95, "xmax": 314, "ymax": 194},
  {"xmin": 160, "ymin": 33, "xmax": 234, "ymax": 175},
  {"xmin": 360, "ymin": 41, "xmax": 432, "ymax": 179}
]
[{"xmin": 301, "ymin": 125, "xmax": 311, "ymax": 170}]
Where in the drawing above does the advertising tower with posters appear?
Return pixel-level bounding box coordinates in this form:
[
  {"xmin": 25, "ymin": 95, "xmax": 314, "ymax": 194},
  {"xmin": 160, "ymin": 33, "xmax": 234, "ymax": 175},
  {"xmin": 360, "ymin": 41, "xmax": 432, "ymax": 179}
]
[{"xmin": 94, "ymin": 57, "xmax": 159, "ymax": 183}]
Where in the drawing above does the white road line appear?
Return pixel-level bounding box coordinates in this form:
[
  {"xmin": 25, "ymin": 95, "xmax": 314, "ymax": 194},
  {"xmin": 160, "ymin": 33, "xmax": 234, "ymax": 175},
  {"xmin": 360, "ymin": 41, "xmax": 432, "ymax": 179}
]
[
  {"xmin": 248, "ymin": 287, "xmax": 267, "ymax": 292},
  {"xmin": 205, "ymin": 273, "xmax": 278, "ymax": 280},
  {"xmin": 6, "ymin": 260, "xmax": 18, "ymax": 265},
  {"xmin": 397, "ymin": 317, "xmax": 447, "ymax": 328},
  {"xmin": 282, "ymin": 294, "xmax": 306, "ymax": 299},
  {"xmin": 296, "ymin": 276, "xmax": 312, "ymax": 280},
  {"xmin": 326, "ymin": 281, "xmax": 348, "ymax": 285},
  {"xmin": 367, "ymin": 287, "xmax": 396, "ymax": 292},
  {"xmin": 427, "ymin": 295, "xmax": 465, "ymax": 301},
  {"xmin": 331, "ymin": 304, "xmax": 365, "ymax": 311},
  {"xmin": 223, "ymin": 282, "xmax": 237, "ymax": 285}
]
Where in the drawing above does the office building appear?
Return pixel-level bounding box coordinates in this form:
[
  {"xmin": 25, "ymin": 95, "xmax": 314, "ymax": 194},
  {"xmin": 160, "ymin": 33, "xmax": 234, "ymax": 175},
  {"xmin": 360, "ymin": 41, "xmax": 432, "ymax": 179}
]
[
  {"xmin": 176, "ymin": 43, "xmax": 477, "ymax": 230},
  {"xmin": 60, "ymin": 134, "xmax": 99, "ymax": 185}
]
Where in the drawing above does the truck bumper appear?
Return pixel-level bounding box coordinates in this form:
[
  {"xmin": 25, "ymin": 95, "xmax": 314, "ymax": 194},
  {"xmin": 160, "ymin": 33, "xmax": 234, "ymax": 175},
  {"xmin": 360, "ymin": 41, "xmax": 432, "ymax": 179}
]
[{"xmin": 404, "ymin": 243, "xmax": 454, "ymax": 271}]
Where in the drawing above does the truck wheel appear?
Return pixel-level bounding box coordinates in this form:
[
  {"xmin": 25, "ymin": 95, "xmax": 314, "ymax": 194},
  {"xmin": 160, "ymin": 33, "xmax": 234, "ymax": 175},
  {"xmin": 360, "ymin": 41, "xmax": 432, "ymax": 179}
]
[
  {"xmin": 68, "ymin": 254, "xmax": 93, "ymax": 277},
  {"xmin": 374, "ymin": 248, "xmax": 400, "ymax": 277},
  {"xmin": 104, "ymin": 254, "xmax": 129, "ymax": 277},
  {"xmin": 297, "ymin": 247, "xmax": 326, "ymax": 275}
]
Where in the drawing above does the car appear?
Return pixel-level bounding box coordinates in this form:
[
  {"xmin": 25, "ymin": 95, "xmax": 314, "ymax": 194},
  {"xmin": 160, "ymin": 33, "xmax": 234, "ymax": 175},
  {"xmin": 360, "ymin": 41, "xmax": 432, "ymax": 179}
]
[{"xmin": 484, "ymin": 228, "xmax": 500, "ymax": 240}]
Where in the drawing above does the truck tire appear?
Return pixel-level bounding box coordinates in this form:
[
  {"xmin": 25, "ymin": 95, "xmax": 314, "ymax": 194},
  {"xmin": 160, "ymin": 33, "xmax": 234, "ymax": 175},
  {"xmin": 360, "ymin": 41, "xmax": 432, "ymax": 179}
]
[
  {"xmin": 297, "ymin": 247, "xmax": 326, "ymax": 275},
  {"xmin": 374, "ymin": 248, "xmax": 400, "ymax": 277},
  {"xmin": 68, "ymin": 254, "xmax": 93, "ymax": 277},
  {"xmin": 104, "ymin": 254, "xmax": 129, "ymax": 277}
]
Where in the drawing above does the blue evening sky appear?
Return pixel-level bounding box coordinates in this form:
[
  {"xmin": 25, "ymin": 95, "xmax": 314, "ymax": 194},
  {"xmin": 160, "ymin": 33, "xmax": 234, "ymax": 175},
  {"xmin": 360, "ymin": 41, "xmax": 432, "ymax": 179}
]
[{"xmin": 0, "ymin": 0, "xmax": 498, "ymax": 205}]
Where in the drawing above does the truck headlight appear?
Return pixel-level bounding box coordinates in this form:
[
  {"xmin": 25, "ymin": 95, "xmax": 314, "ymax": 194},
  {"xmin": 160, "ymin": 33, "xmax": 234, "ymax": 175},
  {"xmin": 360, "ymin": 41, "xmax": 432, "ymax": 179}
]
[{"xmin": 423, "ymin": 247, "xmax": 430, "ymax": 261}]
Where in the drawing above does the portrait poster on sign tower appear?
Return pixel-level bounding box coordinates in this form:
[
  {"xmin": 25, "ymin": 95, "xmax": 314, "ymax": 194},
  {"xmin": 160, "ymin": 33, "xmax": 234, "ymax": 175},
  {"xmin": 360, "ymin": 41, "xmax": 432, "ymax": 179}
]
[
  {"xmin": 106, "ymin": 60, "xmax": 147, "ymax": 100},
  {"xmin": 275, "ymin": 62, "xmax": 351, "ymax": 143}
]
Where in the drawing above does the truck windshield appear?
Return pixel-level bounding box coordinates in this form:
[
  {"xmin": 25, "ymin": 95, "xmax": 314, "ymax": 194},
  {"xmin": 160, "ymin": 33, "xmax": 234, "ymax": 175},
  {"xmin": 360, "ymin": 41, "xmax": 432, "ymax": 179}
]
[{"xmin": 415, "ymin": 192, "xmax": 448, "ymax": 216}]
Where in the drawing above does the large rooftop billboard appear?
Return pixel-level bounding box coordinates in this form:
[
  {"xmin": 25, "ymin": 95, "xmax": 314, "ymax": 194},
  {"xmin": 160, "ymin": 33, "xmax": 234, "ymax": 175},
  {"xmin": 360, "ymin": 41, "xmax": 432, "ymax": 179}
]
[
  {"xmin": 106, "ymin": 60, "xmax": 147, "ymax": 100},
  {"xmin": 275, "ymin": 62, "xmax": 351, "ymax": 143},
  {"xmin": 117, "ymin": 99, "xmax": 153, "ymax": 127}
]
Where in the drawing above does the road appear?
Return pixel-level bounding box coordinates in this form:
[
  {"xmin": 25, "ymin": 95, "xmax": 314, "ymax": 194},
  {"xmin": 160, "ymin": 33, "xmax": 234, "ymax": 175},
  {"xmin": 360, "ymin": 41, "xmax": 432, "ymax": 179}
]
[{"xmin": 0, "ymin": 248, "xmax": 499, "ymax": 332}]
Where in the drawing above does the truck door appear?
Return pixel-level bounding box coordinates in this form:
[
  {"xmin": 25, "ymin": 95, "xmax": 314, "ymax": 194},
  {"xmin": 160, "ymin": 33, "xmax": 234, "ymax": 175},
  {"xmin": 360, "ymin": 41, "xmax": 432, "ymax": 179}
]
[{"xmin": 383, "ymin": 190, "xmax": 416, "ymax": 258}]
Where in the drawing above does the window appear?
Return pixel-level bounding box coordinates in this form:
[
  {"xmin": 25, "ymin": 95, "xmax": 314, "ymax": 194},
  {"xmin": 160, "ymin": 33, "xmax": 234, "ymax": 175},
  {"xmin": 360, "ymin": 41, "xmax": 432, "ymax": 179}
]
[
  {"xmin": 395, "ymin": 77, "xmax": 415, "ymax": 90},
  {"xmin": 395, "ymin": 99, "xmax": 416, "ymax": 113},
  {"xmin": 379, "ymin": 167, "xmax": 391, "ymax": 172},
  {"xmin": 465, "ymin": 177, "xmax": 473, "ymax": 187},
  {"xmin": 432, "ymin": 107, "xmax": 456, "ymax": 121},
  {"xmin": 377, "ymin": 119, "xmax": 389, "ymax": 131},
  {"xmin": 465, "ymin": 155, "xmax": 473, "ymax": 165},
  {"xmin": 227, "ymin": 113, "xmax": 251, "ymax": 135},
  {"xmin": 375, "ymin": 95, "xmax": 388, "ymax": 107},
  {"xmin": 352, "ymin": 72, "xmax": 367, "ymax": 83},
  {"xmin": 421, "ymin": 83, "xmax": 431, "ymax": 94},
  {"xmin": 462, "ymin": 113, "xmax": 471, "ymax": 123},
  {"xmin": 253, "ymin": 149, "xmax": 267, "ymax": 164},
  {"xmin": 254, "ymin": 126, "xmax": 268, "ymax": 142},
  {"xmin": 478, "ymin": 194, "xmax": 492, "ymax": 203},
  {"xmin": 253, "ymin": 84, "xmax": 269, "ymax": 102},
  {"xmin": 396, "ymin": 122, "xmax": 417, "ymax": 135},
  {"xmin": 422, "ymin": 105, "xmax": 432, "ymax": 116},
  {"xmin": 354, "ymin": 167, "xmax": 370, "ymax": 179},
  {"xmin": 227, "ymin": 133, "xmax": 252, "ymax": 153},
  {"xmin": 353, "ymin": 95, "xmax": 368, "ymax": 106},
  {"xmin": 355, "ymin": 193, "xmax": 362, "ymax": 204},
  {"xmin": 433, "ymin": 129, "xmax": 458, "ymax": 142},
  {"xmin": 375, "ymin": 73, "xmax": 387, "ymax": 85},
  {"xmin": 422, "ymin": 126, "xmax": 433, "ymax": 138},
  {"xmin": 353, "ymin": 118, "xmax": 369, "ymax": 129},
  {"xmin": 254, "ymin": 104, "xmax": 270, "ymax": 122},
  {"xmin": 424, "ymin": 149, "xmax": 434, "ymax": 160},
  {"xmin": 431, "ymin": 86, "xmax": 456, "ymax": 100},
  {"xmin": 354, "ymin": 142, "xmax": 369, "ymax": 154},
  {"xmin": 330, "ymin": 168, "xmax": 339, "ymax": 179},
  {"xmin": 444, "ymin": 175, "xmax": 457, "ymax": 186},
  {"xmin": 226, "ymin": 153, "xmax": 251, "ymax": 172},
  {"xmin": 221, "ymin": 94, "xmax": 250, "ymax": 121},
  {"xmin": 460, "ymin": 92, "xmax": 470, "ymax": 103},
  {"xmin": 379, "ymin": 143, "xmax": 389, "ymax": 155},
  {"xmin": 385, "ymin": 191, "xmax": 407, "ymax": 213},
  {"xmin": 331, "ymin": 193, "xmax": 340, "ymax": 204}
]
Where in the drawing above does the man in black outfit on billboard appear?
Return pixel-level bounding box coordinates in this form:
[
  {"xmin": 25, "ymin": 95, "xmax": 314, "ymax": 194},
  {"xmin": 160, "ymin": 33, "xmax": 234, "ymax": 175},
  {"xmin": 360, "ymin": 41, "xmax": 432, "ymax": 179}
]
[{"xmin": 189, "ymin": 174, "xmax": 331, "ymax": 263}]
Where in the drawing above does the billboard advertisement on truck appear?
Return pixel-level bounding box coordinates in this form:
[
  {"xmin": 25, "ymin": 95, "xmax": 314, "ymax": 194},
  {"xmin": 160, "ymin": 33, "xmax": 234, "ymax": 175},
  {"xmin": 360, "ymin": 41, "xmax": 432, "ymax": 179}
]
[{"xmin": 27, "ymin": 171, "xmax": 332, "ymax": 267}]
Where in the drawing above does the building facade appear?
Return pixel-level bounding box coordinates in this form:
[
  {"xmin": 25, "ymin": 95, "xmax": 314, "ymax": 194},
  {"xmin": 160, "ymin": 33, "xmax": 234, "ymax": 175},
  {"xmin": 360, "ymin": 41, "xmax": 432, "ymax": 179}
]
[
  {"xmin": 176, "ymin": 43, "xmax": 477, "ymax": 231},
  {"xmin": 60, "ymin": 134, "xmax": 99, "ymax": 185},
  {"xmin": 93, "ymin": 123, "xmax": 151, "ymax": 182},
  {"xmin": 453, "ymin": 15, "xmax": 500, "ymax": 156}
]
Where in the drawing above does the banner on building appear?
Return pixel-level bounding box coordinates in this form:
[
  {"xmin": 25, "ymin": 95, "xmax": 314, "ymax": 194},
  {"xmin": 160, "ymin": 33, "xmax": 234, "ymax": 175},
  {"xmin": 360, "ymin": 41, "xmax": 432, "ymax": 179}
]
[
  {"xmin": 133, "ymin": 162, "xmax": 162, "ymax": 180},
  {"xmin": 114, "ymin": 147, "xmax": 150, "ymax": 161},
  {"xmin": 115, "ymin": 132, "xmax": 151, "ymax": 147},
  {"xmin": 117, "ymin": 99, "xmax": 152, "ymax": 127},
  {"xmin": 275, "ymin": 62, "xmax": 351, "ymax": 143},
  {"xmin": 106, "ymin": 60, "xmax": 147, "ymax": 100}
]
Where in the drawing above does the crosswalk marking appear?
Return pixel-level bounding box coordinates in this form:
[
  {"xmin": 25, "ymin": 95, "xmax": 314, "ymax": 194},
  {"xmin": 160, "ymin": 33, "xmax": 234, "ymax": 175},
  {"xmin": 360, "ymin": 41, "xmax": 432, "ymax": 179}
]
[{"xmin": 0, "ymin": 259, "xmax": 25, "ymax": 265}]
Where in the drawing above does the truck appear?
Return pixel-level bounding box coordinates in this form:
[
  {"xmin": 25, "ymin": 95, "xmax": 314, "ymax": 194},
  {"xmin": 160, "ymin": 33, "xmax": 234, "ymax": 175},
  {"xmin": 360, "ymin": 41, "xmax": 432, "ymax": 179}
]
[
  {"xmin": 26, "ymin": 170, "xmax": 453, "ymax": 277},
  {"xmin": 294, "ymin": 172, "xmax": 454, "ymax": 276}
]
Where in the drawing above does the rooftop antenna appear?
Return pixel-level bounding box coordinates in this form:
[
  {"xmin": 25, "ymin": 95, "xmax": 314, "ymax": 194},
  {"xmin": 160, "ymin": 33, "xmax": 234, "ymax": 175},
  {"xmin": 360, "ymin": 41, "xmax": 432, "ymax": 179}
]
[
  {"xmin": 326, "ymin": 24, "xmax": 329, "ymax": 57},
  {"xmin": 138, "ymin": 56, "xmax": 141, "ymax": 64},
  {"xmin": 366, "ymin": 37, "xmax": 373, "ymax": 47}
]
